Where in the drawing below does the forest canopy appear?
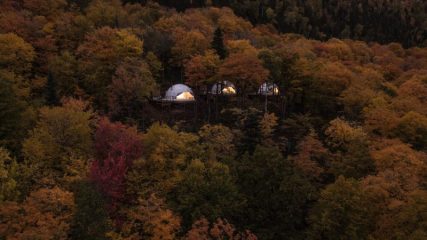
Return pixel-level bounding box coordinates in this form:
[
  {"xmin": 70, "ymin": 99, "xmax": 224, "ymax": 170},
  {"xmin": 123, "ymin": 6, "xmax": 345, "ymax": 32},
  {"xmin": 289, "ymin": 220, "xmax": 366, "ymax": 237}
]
[
  {"xmin": 0, "ymin": 0, "xmax": 427, "ymax": 239},
  {"xmin": 146, "ymin": 0, "xmax": 427, "ymax": 47}
]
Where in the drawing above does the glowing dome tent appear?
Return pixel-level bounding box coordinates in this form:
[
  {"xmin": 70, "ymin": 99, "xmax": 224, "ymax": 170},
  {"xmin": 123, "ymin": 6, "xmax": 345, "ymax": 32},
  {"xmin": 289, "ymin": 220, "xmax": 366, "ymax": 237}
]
[
  {"xmin": 210, "ymin": 81, "xmax": 236, "ymax": 95},
  {"xmin": 258, "ymin": 82, "xmax": 279, "ymax": 96},
  {"xmin": 164, "ymin": 84, "xmax": 195, "ymax": 101}
]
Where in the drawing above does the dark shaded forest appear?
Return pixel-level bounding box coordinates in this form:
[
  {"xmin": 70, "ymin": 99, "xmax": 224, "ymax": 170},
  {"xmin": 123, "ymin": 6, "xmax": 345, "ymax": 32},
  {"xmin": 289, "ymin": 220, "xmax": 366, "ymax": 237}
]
[
  {"xmin": 131, "ymin": 0, "xmax": 427, "ymax": 47},
  {"xmin": 0, "ymin": 0, "xmax": 427, "ymax": 240}
]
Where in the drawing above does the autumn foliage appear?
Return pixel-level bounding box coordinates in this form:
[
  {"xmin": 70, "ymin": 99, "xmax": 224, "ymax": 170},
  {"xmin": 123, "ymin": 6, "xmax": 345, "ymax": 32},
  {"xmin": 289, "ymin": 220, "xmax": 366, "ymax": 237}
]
[
  {"xmin": 90, "ymin": 118, "xmax": 142, "ymax": 212},
  {"xmin": 0, "ymin": 187, "xmax": 75, "ymax": 240},
  {"xmin": 1, "ymin": 1, "xmax": 427, "ymax": 240}
]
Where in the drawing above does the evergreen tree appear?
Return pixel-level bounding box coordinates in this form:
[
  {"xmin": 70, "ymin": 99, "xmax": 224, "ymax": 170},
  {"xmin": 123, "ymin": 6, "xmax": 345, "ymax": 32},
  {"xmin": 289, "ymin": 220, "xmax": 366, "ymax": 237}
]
[
  {"xmin": 0, "ymin": 77, "xmax": 26, "ymax": 151},
  {"xmin": 234, "ymin": 145, "xmax": 316, "ymax": 239},
  {"xmin": 46, "ymin": 72, "xmax": 58, "ymax": 106},
  {"xmin": 71, "ymin": 181, "xmax": 111, "ymax": 240},
  {"xmin": 239, "ymin": 108, "xmax": 263, "ymax": 154},
  {"xmin": 211, "ymin": 27, "xmax": 226, "ymax": 59}
]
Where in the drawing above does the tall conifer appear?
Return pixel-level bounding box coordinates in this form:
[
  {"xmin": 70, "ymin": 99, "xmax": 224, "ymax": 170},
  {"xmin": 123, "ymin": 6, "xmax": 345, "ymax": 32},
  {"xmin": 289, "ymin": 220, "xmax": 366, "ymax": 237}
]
[{"xmin": 212, "ymin": 27, "xmax": 226, "ymax": 59}]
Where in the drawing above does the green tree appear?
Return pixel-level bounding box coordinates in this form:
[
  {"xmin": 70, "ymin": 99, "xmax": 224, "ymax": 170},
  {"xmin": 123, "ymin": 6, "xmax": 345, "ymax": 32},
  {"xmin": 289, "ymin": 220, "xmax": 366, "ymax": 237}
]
[
  {"xmin": 77, "ymin": 27, "xmax": 144, "ymax": 110},
  {"xmin": 211, "ymin": 27, "xmax": 226, "ymax": 59},
  {"xmin": 305, "ymin": 62, "xmax": 352, "ymax": 118},
  {"xmin": 0, "ymin": 77, "xmax": 28, "ymax": 151},
  {"xmin": 220, "ymin": 107, "xmax": 272, "ymax": 154},
  {"xmin": 126, "ymin": 123, "xmax": 200, "ymax": 199},
  {"xmin": 23, "ymin": 98, "xmax": 93, "ymax": 163},
  {"xmin": 145, "ymin": 51, "xmax": 163, "ymax": 83},
  {"xmin": 238, "ymin": 108, "xmax": 263, "ymax": 154},
  {"xmin": 0, "ymin": 33, "xmax": 35, "ymax": 76},
  {"xmin": 71, "ymin": 181, "xmax": 111, "ymax": 240},
  {"xmin": 235, "ymin": 145, "xmax": 316, "ymax": 239},
  {"xmin": 0, "ymin": 32, "xmax": 36, "ymax": 152},
  {"xmin": 108, "ymin": 57, "xmax": 158, "ymax": 122},
  {"xmin": 307, "ymin": 176, "xmax": 377, "ymax": 240},
  {"xmin": 22, "ymin": 0, "xmax": 67, "ymax": 17},
  {"xmin": 22, "ymin": 98, "xmax": 94, "ymax": 188},
  {"xmin": 0, "ymin": 147, "xmax": 19, "ymax": 202},
  {"xmin": 49, "ymin": 51, "xmax": 79, "ymax": 97},
  {"xmin": 280, "ymin": 113, "xmax": 315, "ymax": 153},
  {"xmin": 258, "ymin": 49, "xmax": 283, "ymax": 83},
  {"xmin": 46, "ymin": 71, "xmax": 58, "ymax": 106},
  {"xmin": 325, "ymin": 118, "xmax": 375, "ymax": 179},
  {"xmin": 185, "ymin": 218, "xmax": 257, "ymax": 240},
  {"xmin": 85, "ymin": 0, "xmax": 125, "ymax": 28},
  {"xmin": 393, "ymin": 111, "xmax": 427, "ymax": 150},
  {"xmin": 169, "ymin": 159, "xmax": 242, "ymax": 228},
  {"xmin": 198, "ymin": 124, "xmax": 236, "ymax": 161}
]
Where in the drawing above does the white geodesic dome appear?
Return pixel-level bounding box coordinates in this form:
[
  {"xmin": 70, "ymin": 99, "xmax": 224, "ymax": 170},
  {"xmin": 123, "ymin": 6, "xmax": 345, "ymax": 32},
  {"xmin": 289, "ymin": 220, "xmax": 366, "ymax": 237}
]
[
  {"xmin": 258, "ymin": 82, "xmax": 280, "ymax": 96},
  {"xmin": 210, "ymin": 81, "xmax": 236, "ymax": 95},
  {"xmin": 164, "ymin": 84, "xmax": 195, "ymax": 101}
]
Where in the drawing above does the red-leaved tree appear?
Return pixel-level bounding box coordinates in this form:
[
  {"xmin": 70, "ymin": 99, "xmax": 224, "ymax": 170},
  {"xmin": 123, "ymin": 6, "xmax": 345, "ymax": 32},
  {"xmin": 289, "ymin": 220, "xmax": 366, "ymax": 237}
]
[{"xmin": 90, "ymin": 118, "xmax": 142, "ymax": 215}]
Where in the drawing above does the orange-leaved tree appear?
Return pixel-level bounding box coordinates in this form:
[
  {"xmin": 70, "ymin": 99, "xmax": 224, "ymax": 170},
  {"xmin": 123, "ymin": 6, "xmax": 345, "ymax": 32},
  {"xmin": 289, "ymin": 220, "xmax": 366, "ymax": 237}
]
[
  {"xmin": 219, "ymin": 52, "xmax": 269, "ymax": 96},
  {"xmin": 0, "ymin": 187, "xmax": 75, "ymax": 240}
]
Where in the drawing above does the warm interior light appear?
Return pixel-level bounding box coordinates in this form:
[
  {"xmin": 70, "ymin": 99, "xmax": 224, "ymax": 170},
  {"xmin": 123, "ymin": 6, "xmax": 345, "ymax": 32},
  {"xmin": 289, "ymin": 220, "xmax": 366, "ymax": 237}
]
[
  {"xmin": 176, "ymin": 91, "xmax": 194, "ymax": 100},
  {"xmin": 223, "ymin": 86, "xmax": 236, "ymax": 94}
]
